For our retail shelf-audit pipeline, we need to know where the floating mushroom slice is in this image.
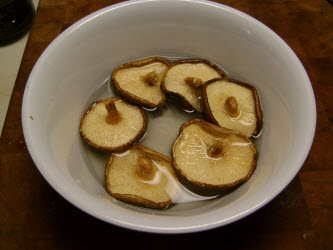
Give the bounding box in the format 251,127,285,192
202,78,263,137
112,57,170,109
80,98,147,151
161,59,225,112
172,119,257,196
106,145,180,209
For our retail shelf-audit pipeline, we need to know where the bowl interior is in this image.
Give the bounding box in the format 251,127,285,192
22,0,316,233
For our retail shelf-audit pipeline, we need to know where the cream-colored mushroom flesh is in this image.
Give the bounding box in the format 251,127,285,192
205,79,258,137
163,62,222,111
113,59,169,107
106,146,179,208
80,99,145,150
173,120,256,186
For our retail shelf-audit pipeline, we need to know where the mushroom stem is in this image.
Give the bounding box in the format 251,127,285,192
105,100,122,125
184,77,203,89
224,96,240,118
143,72,158,86
207,142,224,158
136,156,156,181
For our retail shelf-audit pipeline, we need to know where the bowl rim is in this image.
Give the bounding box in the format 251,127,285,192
21,0,317,234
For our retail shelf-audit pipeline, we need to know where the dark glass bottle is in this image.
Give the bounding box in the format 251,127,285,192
0,0,35,46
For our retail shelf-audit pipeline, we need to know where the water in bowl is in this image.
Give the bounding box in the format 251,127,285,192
79,56,260,214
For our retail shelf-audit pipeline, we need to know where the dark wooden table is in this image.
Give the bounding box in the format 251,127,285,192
1,0,332,249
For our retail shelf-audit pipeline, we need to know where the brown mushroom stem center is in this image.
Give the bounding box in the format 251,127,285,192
105,100,122,125
136,156,157,181
143,72,158,86
224,96,240,118
184,77,203,89
207,142,224,158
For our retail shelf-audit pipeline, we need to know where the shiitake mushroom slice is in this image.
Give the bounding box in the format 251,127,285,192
112,57,170,109
161,59,225,112
80,98,147,152
105,145,180,209
172,119,257,196
202,78,263,138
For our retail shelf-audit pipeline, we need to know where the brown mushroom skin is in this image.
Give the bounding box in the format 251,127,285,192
172,119,257,197
201,78,263,138
160,59,226,112
105,145,178,209
110,193,171,209
79,98,147,152
111,57,170,109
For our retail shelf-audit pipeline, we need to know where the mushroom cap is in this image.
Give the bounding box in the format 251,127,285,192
161,59,225,112
202,78,263,137
172,119,257,195
112,57,170,109
80,98,147,151
105,145,180,209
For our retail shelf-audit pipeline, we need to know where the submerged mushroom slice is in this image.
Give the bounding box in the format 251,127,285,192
80,98,147,151
106,145,180,209
161,59,225,112
172,119,257,196
202,78,263,138
112,57,170,109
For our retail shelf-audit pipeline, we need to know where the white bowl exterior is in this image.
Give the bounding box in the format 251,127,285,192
22,0,316,233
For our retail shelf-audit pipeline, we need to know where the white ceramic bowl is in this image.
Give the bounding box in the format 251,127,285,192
22,0,316,233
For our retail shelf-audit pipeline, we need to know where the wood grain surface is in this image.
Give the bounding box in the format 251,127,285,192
1,0,332,249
